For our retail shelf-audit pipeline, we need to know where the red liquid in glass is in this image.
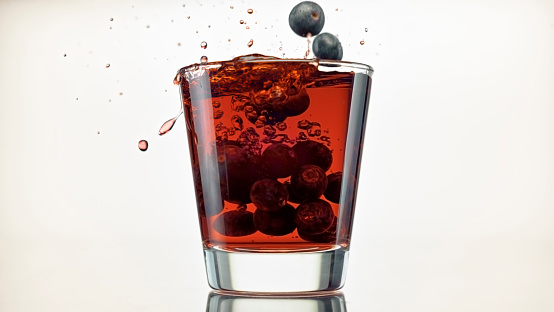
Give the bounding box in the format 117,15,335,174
177,55,369,252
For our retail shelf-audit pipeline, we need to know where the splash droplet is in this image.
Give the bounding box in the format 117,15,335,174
240,20,245,24
187,16,190,19
247,9,253,14
230,5,234,9
365,27,368,32
110,17,114,21
247,39,254,48
360,40,365,45
159,108,183,136
246,26,250,29
97,131,100,134
105,63,110,68
138,140,148,151
200,55,208,63
200,41,207,49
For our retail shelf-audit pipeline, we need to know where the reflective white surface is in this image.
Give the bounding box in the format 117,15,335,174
1,0,554,311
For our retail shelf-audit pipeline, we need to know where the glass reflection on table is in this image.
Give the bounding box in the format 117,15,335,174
205,291,347,312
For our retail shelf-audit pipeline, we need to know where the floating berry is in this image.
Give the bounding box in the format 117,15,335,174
294,199,334,235
292,140,333,172
324,172,342,204
254,204,296,236
213,210,257,237
298,217,336,243
275,86,310,117
250,179,289,211
262,143,298,179
288,165,328,203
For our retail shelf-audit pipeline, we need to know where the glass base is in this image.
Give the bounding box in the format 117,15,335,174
203,246,349,294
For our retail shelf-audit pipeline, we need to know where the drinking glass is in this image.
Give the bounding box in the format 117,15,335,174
176,55,373,293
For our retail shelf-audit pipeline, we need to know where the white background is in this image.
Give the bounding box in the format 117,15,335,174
1,0,553,311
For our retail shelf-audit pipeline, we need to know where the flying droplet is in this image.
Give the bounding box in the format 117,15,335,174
247,39,254,48
200,41,207,49
365,28,368,32
105,63,110,68
159,108,183,136
187,16,190,19
247,9,253,14
97,131,100,134
360,40,365,45
110,17,114,21
246,26,250,29
240,20,245,24
200,56,208,63
230,5,234,9
138,140,148,151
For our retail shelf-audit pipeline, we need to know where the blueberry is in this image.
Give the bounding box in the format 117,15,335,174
274,86,310,117
213,210,257,237
288,165,328,203
261,143,298,179
294,199,334,235
218,144,267,204
254,204,296,236
250,179,289,211
298,217,336,243
324,172,342,204
289,1,325,37
312,33,343,60
292,140,333,172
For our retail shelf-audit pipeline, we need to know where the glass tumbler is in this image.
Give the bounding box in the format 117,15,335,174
175,55,373,293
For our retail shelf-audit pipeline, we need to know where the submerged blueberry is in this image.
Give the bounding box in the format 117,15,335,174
289,1,325,37
254,204,296,236
312,32,343,60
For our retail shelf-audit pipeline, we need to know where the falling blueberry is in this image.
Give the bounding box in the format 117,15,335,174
312,32,343,60
289,1,325,37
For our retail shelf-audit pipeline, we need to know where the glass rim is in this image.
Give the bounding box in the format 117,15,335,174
178,55,374,76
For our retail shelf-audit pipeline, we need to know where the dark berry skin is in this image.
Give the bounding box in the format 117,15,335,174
294,199,334,235
218,144,267,204
250,179,289,211
254,204,296,236
213,210,257,237
262,143,298,179
292,140,333,172
312,32,343,60
275,86,310,117
288,165,328,203
289,1,325,37
324,172,342,204
298,217,336,243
